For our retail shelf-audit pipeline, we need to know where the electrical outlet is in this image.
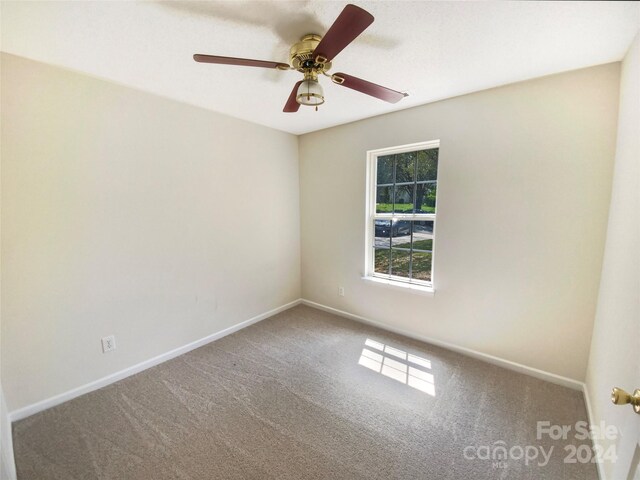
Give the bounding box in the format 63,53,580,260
338,286,345,297
101,335,116,353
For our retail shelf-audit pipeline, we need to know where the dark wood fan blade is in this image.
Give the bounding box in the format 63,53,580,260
193,54,290,70
313,4,374,63
283,81,303,113
331,73,408,103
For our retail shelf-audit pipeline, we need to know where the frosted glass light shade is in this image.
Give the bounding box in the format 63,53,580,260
296,79,325,106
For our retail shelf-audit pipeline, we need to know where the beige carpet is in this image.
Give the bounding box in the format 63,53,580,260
13,305,597,479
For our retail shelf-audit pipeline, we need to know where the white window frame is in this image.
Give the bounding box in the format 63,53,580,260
364,140,440,293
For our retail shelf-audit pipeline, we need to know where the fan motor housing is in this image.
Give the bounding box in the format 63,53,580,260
290,34,332,73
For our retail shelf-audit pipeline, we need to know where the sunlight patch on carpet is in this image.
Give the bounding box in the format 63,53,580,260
359,339,435,396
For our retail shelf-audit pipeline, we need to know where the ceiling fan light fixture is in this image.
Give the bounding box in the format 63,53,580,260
296,79,325,107
194,4,408,113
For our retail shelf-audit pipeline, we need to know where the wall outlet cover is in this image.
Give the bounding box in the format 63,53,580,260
101,335,116,353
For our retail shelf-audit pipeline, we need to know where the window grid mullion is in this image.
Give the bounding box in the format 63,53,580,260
388,154,396,277
373,214,435,221
392,154,397,215
409,153,419,279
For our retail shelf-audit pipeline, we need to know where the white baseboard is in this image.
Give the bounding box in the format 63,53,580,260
9,299,302,422
301,299,584,391
582,383,605,480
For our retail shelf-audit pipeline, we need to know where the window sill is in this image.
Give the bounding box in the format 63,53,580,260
361,276,435,296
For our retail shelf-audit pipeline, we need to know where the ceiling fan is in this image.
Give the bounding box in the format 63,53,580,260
193,4,408,112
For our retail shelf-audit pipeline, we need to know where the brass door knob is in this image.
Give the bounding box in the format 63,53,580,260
611,387,640,414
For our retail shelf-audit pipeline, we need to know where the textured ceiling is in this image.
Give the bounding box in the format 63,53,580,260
2,1,639,135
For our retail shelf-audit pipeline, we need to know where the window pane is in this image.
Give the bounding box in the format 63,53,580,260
412,220,434,252
412,238,433,251
391,220,411,249
377,155,394,184
413,220,434,234
376,186,393,213
412,252,432,282
391,249,411,279
393,185,413,214
411,221,433,251
391,219,411,248
374,248,390,275
374,220,392,247
395,151,415,183
417,149,438,181
415,182,437,214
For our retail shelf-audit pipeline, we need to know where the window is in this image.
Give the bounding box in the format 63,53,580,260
365,141,439,290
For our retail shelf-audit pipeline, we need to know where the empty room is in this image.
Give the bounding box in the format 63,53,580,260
1,1,639,479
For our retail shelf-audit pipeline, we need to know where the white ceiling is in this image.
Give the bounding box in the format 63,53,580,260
2,1,639,135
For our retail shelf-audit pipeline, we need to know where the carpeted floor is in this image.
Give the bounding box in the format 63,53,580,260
13,305,598,479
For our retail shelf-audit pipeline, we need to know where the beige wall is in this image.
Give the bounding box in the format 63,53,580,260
0,54,301,412
299,64,620,382
585,33,639,480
